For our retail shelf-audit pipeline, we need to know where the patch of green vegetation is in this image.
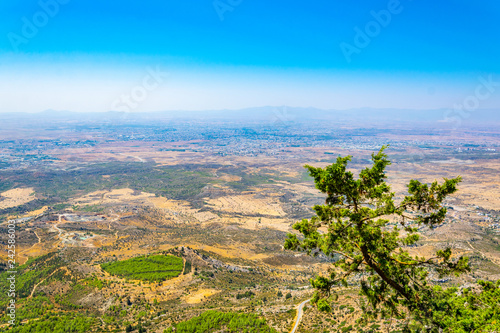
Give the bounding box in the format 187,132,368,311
0,253,68,303
79,204,105,212
165,310,278,333
183,260,192,274
0,162,213,213
226,171,274,191
82,277,107,290
0,198,52,216
52,203,70,211
0,313,96,333
1,296,53,322
236,291,255,299
101,254,183,282
54,286,86,310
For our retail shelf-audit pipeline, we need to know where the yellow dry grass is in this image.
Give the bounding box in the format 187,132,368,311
148,196,195,212
187,244,239,259
6,206,48,221
249,253,271,260
206,194,285,216
217,174,242,182
24,206,48,217
0,188,36,209
193,211,219,222
72,188,155,206
184,288,220,304
149,196,223,223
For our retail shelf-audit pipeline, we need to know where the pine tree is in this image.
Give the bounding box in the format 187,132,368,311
285,146,469,329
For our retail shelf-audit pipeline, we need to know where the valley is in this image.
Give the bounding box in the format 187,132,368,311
0,113,499,332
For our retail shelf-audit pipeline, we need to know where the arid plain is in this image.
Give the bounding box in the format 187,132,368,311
1,113,499,332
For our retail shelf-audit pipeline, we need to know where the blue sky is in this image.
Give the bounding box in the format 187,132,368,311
0,0,499,112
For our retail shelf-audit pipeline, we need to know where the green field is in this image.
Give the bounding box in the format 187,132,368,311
101,254,184,282
165,310,278,333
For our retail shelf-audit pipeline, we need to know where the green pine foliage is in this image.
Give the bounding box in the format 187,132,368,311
1,314,96,333
165,310,278,333
236,291,255,299
283,146,499,331
101,254,183,282
429,280,500,332
0,253,67,302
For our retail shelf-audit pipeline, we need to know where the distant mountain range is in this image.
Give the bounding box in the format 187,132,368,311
0,107,498,127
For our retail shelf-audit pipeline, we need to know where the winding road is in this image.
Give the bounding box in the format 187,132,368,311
290,299,310,333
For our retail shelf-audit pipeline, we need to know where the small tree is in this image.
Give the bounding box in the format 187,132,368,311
284,146,469,329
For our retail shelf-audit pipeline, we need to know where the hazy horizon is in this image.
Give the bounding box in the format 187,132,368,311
1,1,500,113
